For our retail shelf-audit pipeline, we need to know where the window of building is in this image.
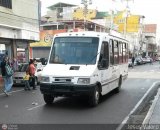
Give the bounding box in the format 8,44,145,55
0,0,12,9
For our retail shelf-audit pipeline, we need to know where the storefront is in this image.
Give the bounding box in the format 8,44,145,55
30,29,67,59
15,40,29,63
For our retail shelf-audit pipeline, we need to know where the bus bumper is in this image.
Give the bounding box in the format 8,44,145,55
40,83,97,96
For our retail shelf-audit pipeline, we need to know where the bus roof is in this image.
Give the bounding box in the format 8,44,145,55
54,31,128,42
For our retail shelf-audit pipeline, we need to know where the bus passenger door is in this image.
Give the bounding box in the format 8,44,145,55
98,41,111,95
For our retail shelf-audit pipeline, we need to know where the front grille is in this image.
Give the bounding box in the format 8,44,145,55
53,77,73,83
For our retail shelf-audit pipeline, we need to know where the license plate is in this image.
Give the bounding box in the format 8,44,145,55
16,80,21,83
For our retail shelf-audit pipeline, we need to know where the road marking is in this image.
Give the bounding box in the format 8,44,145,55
116,81,160,130
0,89,24,96
27,104,45,111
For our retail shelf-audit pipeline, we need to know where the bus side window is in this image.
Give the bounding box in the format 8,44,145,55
109,39,114,65
126,43,129,62
119,41,123,63
122,42,126,63
114,40,119,64
98,41,109,69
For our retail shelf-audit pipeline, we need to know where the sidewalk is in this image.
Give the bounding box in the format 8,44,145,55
142,88,160,125
149,97,160,124
148,88,160,124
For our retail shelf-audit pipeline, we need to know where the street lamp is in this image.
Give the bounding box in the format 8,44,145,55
81,0,92,31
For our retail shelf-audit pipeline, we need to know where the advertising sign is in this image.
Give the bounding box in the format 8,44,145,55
113,11,140,33
30,29,67,47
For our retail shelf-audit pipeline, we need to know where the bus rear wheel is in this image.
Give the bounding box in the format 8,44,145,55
115,77,122,93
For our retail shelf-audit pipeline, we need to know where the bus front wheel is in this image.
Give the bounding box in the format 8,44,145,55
43,94,54,105
89,85,100,107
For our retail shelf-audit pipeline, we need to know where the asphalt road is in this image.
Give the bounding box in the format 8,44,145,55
0,62,160,129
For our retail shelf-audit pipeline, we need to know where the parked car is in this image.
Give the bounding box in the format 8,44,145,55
155,57,160,61
13,62,43,85
34,58,48,65
135,57,143,65
143,56,152,63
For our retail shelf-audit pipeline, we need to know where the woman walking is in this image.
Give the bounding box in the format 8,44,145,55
0,56,13,96
28,59,36,90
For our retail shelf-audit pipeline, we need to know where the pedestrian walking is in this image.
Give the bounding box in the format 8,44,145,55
132,56,135,68
28,59,36,90
0,56,13,96
23,71,31,91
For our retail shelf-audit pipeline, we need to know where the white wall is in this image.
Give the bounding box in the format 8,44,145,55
0,0,40,41
12,0,39,20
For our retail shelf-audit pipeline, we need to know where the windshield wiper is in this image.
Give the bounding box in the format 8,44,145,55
86,52,100,65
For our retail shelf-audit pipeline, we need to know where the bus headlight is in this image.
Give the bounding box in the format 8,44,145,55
41,76,50,82
77,78,90,84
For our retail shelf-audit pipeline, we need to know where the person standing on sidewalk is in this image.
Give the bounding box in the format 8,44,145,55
29,59,36,90
0,56,13,96
132,56,135,68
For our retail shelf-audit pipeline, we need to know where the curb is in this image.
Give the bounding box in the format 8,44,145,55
116,81,160,130
141,88,160,127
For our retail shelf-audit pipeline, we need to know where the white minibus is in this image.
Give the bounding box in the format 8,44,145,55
40,31,129,106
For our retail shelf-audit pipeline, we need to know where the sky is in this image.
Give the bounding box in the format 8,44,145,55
40,0,160,38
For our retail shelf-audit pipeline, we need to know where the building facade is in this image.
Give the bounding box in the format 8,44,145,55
142,24,157,58
0,0,40,63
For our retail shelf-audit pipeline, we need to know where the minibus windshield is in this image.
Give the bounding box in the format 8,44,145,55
49,37,99,64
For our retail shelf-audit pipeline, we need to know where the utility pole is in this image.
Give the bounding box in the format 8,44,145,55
139,15,145,56
81,0,92,31
110,0,116,30
121,0,133,37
